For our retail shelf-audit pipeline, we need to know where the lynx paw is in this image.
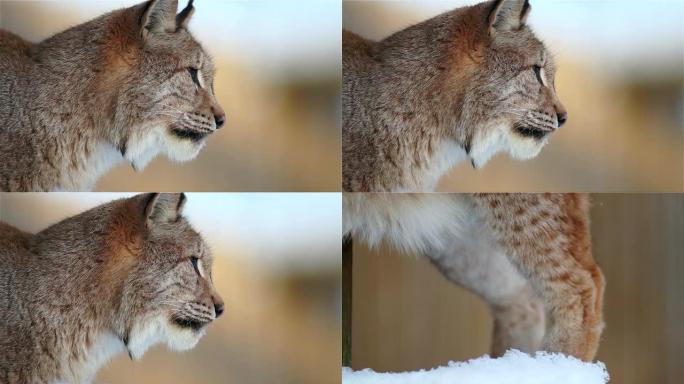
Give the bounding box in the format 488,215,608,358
490,286,545,357
541,320,604,361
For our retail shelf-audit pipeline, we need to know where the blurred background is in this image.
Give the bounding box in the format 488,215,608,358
0,193,342,384
344,0,684,192
0,0,341,191
348,194,684,384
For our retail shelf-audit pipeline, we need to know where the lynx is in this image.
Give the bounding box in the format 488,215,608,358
0,0,225,191
344,193,604,361
343,0,568,191
0,193,224,383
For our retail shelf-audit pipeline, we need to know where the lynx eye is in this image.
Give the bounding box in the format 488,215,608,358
190,256,201,276
533,65,544,86
187,67,201,87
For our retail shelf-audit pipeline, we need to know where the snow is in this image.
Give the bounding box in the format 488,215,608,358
343,350,609,384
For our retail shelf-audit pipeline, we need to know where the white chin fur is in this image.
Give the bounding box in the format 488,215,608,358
469,123,546,168
124,125,205,171
164,135,205,163
165,322,204,352
126,316,204,361
507,134,546,160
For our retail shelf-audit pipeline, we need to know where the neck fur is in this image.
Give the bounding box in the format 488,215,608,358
25,9,138,191
31,207,134,381
367,63,470,192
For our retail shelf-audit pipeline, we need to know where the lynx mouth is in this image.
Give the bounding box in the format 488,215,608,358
514,125,554,140
171,316,211,331
170,128,211,142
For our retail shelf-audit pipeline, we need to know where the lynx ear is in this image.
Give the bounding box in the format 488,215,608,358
176,0,195,30
488,0,531,34
143,193,187,225
141,0,179,38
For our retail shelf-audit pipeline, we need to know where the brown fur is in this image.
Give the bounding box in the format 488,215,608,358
0,193,224,383
0,0,225,191
472,194,604,359
343,0,567,192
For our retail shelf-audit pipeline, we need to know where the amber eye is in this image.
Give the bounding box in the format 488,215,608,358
187,67,201,87
533,65,544,85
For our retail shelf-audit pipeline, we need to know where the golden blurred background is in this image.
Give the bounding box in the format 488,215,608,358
344,0,684,192
0,0,341,191
0,193,342,384
348,194,684,384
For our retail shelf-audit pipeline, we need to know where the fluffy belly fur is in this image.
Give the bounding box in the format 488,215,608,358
343,193,478,254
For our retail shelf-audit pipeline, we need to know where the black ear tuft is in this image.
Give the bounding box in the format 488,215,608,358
144,193,187,225
176,0,195,30
488,0,531,35
520,0,532,25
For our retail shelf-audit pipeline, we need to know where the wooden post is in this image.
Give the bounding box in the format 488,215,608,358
342,235,353,367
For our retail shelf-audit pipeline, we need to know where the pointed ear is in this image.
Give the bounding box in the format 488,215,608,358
143,193,187,225
488,0,531,35
141,0,179,39
176,0,195,30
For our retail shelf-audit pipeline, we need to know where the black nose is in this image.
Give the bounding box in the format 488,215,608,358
557,112,568,127
214,303,224,318
214,114,226,129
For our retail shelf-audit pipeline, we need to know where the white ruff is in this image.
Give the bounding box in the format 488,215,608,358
395,122,549,191
53,122,207,191
127,315,204,361
124,124,205,172
470,122,548,169
48,316,205,384
343,194,477,255
396,139,468,192
57,142,123,192
77,332,125,383
49,332,125,384
125,125,166,171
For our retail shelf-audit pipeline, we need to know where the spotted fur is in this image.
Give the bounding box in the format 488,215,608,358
344,193,604,361
0,193,224,383
0,0,226,191
343,0,568,192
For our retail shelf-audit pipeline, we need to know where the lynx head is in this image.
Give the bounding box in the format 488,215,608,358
117,193,224,360
108,0,225,170
456,0,567,168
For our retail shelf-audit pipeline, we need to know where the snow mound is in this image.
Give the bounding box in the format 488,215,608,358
343,350,609,384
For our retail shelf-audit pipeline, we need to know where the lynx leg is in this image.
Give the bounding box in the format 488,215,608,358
427,228,545,357
473,194,605,361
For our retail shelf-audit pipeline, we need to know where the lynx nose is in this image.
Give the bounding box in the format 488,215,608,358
214,113,226,129
212,104,226,129
557,111,568,127
210,290,224,318
214,302,225,318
